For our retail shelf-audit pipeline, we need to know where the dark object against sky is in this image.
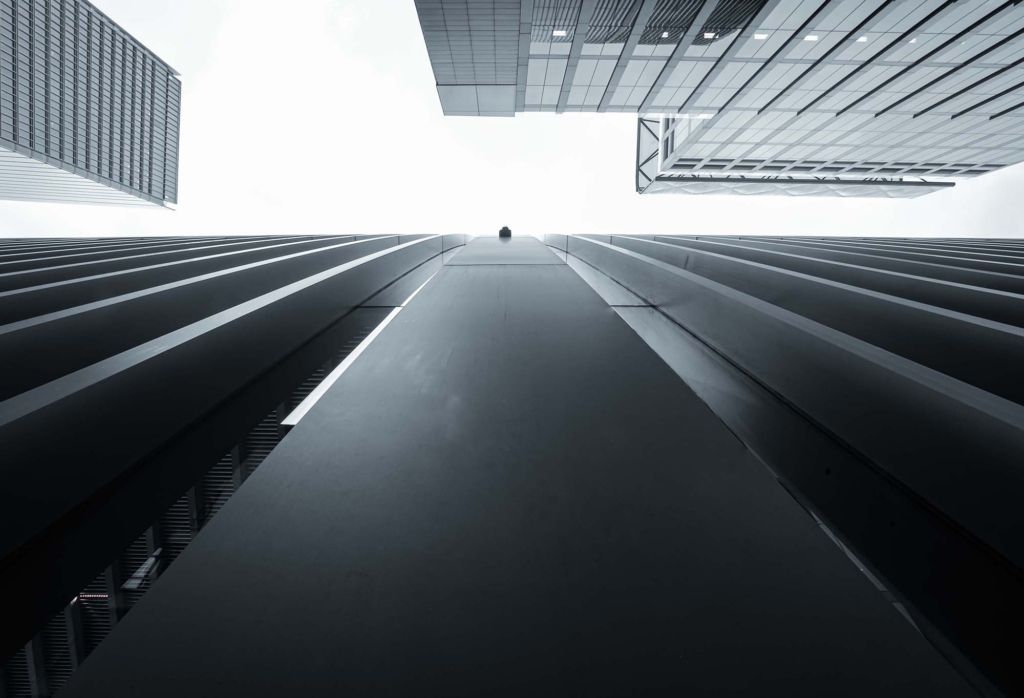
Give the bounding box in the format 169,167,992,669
499,226,512,238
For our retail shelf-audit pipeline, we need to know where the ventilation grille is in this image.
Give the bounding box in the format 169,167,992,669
79,573,113,657
532,0,583,41
1,315,387,689
287,326,376,411
694,0,765,45
243,411,282,479
0,647,30,697
669,156,995,176
202,452,238,525
159,494,194,567
641,0,701,43
289,367,329,412
40,615,73,694
587,0,642,43
119,533,154,610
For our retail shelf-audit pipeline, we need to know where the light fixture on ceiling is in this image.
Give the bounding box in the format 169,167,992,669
553,29,566,37
804,35,818,41
857,36,867,42
704,32,717,39
754,33,768,40
909,38,917,43
662,31,669,38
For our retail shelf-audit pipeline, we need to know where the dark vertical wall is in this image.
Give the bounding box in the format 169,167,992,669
0,234,466,673
54,237,973,697
549,234,1024,697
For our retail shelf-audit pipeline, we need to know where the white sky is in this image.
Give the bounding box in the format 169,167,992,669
2,0,1023,238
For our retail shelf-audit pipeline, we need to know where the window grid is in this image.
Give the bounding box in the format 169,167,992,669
0,0,179,205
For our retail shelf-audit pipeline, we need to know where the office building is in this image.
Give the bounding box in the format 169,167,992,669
0,0,180,206
415,0,1024,196
0,4,1022,696
1,233,1022,696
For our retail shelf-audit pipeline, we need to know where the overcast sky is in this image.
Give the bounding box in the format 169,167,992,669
1,0,1023,238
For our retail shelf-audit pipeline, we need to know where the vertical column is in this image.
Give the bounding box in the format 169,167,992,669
187,485,204,536
165,74,180,203
59,0,70,165
275,402,288,441
41,0,50,156
75,0,88,168
230,444,245,489
128,44,138,190
99,18,110,179
24,636,47,698
103,563,122,626
113,33,124,183
146,58,155,195
0,0,15,141
145,525,163,582
64,602,86,670
515,0,533,112
30,0,43,152
150,63,166,200
15,0,33,147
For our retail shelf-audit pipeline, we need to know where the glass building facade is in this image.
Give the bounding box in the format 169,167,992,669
0,0,180,206
416,0,1024,197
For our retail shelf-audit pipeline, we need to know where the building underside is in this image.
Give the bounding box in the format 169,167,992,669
0,233,1022,696
416,0,1024,196
635,115,958,196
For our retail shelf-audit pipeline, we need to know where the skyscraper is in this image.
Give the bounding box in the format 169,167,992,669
4,233,1017,696
415,0,1024,197
2,3,1024,696
0,0,180,206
